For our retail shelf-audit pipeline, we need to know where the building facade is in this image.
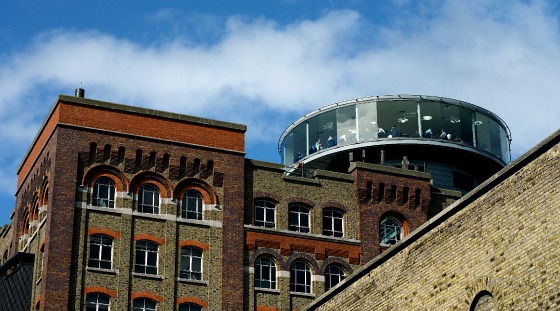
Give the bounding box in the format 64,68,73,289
0,92,511,310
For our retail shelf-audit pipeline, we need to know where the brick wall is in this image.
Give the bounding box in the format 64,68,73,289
305,131,560,310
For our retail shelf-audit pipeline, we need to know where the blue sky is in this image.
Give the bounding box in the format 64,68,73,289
1,0,560,225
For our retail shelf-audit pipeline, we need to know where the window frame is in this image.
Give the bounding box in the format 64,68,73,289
179,303,202,311
85,292,110,311
132,298,157,311
181,190,203,220
290,260,311,293
324,264,345,291
288,205,310,233
88,234,113,270
254,256,277,289
92,177,116,208
254,200,276,228
134,240,159,275
138,184,160,214
379,216,404,246
180,246,203,280
323,209,344,237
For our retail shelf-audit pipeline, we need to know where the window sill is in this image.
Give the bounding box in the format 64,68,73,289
87,267,119,275
290,291,315,298
132,272,164,280
255,288,280,294
176,277,208,285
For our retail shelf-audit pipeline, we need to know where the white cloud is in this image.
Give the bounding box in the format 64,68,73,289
1,1,559,205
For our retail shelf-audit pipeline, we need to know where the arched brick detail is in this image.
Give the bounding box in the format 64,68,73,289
319,257,354,276
83,165,128,192
249,248,284,269
287,197,315,208
174,178,218,205
34,295,41,310
130,171,172,198
176,296,209,308
84,286,118,297
40,175,49,205
88,228,121,239
319,201,348,212
253,191,281,203
134,234,165,245
178,240,209,251
285,252,320,275
256,306,280,311
130,291,163,303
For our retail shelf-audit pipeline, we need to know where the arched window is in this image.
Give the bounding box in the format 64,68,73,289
323,209,344,237
254,200,276,228
255,256,277,289
290,261,311,293
132,298,157,311
289,205,310,233
380,216,403,246
88,234,113,269
93,178,115,208
470,291,495,311
179,304,201,311
325,264,345,291
135,241,158,275
138,184,159,214
86,292,110,311
180,247,203,280
182,190,203,220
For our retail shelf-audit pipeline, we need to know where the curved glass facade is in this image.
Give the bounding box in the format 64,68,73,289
279,95,511,166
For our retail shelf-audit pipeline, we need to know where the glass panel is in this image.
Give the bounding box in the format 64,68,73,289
419,101,442,138
377,100,418,138
459,107,474,145
474,112,491,152
307,109,336,154
441,103,461,141
291,123,307,163
500,126,510,163
489,118,502,159
357,101,377,141
336,105,357,146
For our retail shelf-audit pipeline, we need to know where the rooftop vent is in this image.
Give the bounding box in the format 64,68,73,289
75,88,85,98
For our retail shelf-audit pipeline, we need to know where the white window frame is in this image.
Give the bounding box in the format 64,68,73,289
138,184,160,214
132,298,157,311
134,241,158,275
180,246,203,280
85,292,110,311
254,256,277,289
323,209,344,237
290,260,311,293
254,200,276,228
182,190,203,220
288,205,310,233
324,264,345,291
92,177,115,208
88,234,113,269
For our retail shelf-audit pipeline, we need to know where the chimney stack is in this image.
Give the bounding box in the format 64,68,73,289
75,88,85,98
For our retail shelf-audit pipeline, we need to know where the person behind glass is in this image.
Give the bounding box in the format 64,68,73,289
315,138,322,151
440,130,447,139
391,125,400,138
377,128,387,138
447,133,452,140
327,135,336,147
424,128,433,138
294,152,303,163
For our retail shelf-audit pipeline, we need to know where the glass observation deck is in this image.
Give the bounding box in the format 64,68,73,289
279,95,511,167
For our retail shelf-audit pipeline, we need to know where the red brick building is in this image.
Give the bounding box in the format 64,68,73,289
0,92,508,310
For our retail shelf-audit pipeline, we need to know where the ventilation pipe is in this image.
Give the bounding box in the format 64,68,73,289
75,88,85,98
